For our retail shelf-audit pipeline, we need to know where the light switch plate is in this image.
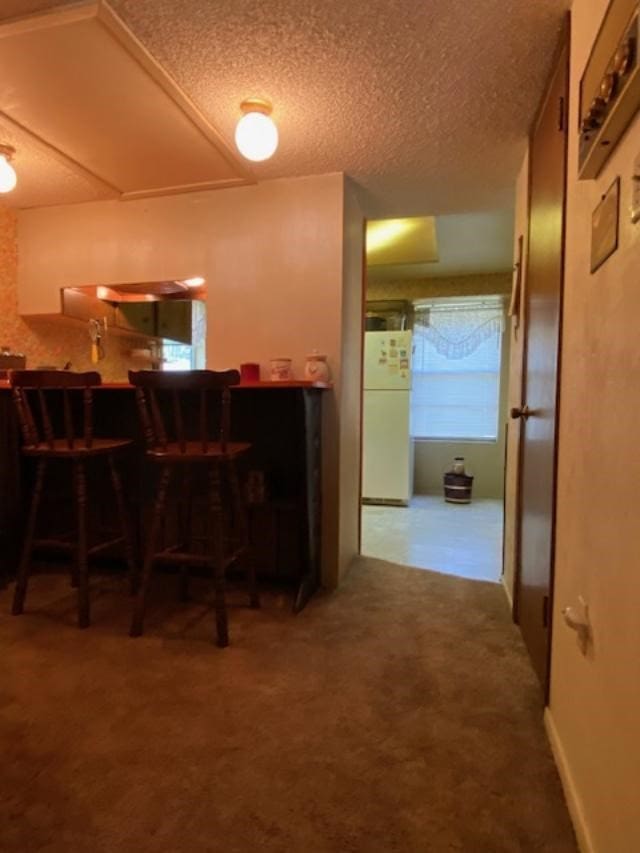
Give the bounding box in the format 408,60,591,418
632,153,640,224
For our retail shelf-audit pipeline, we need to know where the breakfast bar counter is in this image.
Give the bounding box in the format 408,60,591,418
0,380,330,611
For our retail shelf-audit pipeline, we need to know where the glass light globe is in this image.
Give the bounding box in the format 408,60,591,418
235,111,278,162
0,154,16,193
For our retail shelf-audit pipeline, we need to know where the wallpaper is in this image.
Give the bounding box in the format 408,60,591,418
367,272,512,302
0,204,132,380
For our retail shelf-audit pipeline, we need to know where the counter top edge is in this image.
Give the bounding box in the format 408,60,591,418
0,379,332,391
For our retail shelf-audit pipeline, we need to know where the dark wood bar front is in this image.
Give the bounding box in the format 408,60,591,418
0,381,327,612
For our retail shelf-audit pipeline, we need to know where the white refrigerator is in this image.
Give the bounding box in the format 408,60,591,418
362,330,414,506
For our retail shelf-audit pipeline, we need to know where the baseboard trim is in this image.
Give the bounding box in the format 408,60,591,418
544,708,595,853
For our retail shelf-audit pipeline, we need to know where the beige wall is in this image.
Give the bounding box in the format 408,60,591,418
16,174,360,586
413,323,511,499
17,175,344,374
545,1,640,849
0,203,132,378
502,152,529,603
368,273,512,499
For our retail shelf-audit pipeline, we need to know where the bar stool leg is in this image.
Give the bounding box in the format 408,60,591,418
209,463,229,648
178,471,192,603
130,464,171,638
74,460,90,629
12,458,47,616
108,453,138,594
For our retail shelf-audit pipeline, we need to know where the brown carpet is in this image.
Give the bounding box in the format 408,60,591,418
0,558,577,852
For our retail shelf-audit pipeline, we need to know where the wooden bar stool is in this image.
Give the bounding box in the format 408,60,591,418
9,370,137,628
128,369,258,647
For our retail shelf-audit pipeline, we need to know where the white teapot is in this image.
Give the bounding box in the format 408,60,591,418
304,351,330,383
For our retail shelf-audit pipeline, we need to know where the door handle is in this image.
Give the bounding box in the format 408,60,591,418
510,405,532,420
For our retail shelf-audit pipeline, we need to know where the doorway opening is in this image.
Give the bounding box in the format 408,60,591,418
359,217,512,584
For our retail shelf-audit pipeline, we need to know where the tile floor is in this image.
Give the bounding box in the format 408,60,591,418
361,494,504,583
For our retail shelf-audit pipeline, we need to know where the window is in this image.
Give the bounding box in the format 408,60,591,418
161,342,194,371
410,297,504,441
160,302,207,371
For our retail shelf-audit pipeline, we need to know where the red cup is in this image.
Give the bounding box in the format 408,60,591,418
240,362,260,383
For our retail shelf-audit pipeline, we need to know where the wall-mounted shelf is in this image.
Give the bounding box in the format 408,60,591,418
579,0,640,179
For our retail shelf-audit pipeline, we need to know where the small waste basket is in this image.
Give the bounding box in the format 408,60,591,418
443,457,473,504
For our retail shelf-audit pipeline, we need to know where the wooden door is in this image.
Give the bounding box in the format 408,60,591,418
513,34,568,694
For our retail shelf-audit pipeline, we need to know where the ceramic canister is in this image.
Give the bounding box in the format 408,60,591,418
270,358,292,381
304,351,330,382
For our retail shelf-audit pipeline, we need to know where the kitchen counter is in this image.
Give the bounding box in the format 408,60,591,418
0,381,327,610
101,380,332,390
0,379,331,390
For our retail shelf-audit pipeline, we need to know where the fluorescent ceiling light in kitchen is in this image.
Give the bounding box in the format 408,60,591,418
366,216,438,266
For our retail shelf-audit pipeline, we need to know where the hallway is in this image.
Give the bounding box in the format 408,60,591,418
361,496,503,582
0,560,575,852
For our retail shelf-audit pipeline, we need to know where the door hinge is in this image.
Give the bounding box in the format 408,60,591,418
558,96,566,132
542,594,550,628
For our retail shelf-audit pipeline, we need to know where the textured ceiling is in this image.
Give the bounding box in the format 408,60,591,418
0,115,115,207
0,0,570,218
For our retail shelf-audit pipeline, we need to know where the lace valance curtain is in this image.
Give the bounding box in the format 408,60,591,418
413,299,505,363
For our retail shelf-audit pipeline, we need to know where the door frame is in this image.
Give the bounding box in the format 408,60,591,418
357,218,368,554
513,14,571,702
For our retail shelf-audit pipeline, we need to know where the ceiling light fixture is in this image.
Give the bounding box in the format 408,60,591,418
234,98,278,162
0,144,17,193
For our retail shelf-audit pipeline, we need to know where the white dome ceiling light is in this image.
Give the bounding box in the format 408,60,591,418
0,144,17,193
234,98,278,162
